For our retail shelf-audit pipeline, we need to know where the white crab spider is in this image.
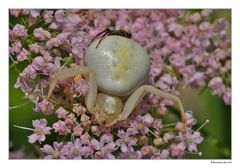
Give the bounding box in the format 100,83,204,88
47,30,187,133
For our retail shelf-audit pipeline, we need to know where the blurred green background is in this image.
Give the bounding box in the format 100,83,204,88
9,9,231,159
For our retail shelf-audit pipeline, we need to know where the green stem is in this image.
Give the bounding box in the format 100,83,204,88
198,85,208,96
9,101,31,110
9,22,14,29
21,17,26,26
147,128,160,139
13,125,34,131
163,123,177,128
161,127,176,133
9,63,16,69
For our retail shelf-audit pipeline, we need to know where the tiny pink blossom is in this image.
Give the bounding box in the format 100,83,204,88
91,125,100,136
152,119,163,131
22,64,37,79
65,114,77,128
10,9,21,17
42,63,57,75
177,129,203,152
91,138,117,159
80,114,91,127
73,78,89,97
41,142,65,159
29,43,42,53
186,72,206,87
40,49,53,62
141,114,154,127
223,87,231,105
43,10,54,23
189,13,202,23
80,132,91,145
61,139,82,159
55,10,67,22
129,116,149,135
171,143,185,158
53,120,71,135
34,28,51,41
49,22,59,30
150,63,163,77
11,24,28,38
10,40,22,54
14,76,32,93
163,133,174,143
185,111,197,126
119,150,142,159
201,9,213,18
30,9,40,18
199,21,212,31
55,107,69,119
28,119,51,144
175,122,184,132
208,77,226,96
32,56,44,71
116,130,137,153
34,98,54,114
156,74,178,92
160,149,169,159
73,103,87,116
72,125,84,137
17,48,29,62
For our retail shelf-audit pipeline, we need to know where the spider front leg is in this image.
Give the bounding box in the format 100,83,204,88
106,85,187,133
47,66,97,111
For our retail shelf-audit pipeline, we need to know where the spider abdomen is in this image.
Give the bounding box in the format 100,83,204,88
86,35,150,96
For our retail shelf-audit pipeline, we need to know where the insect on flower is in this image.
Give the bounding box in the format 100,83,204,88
47,28,187,133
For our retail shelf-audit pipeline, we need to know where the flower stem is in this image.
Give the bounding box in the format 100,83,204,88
196,119,210,132
9,63,16,69
163,123,177,128
186,151,202,157
9,101,30,110
147,128,160,139
13,125,34,131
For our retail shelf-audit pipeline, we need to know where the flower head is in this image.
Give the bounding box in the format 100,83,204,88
116,129,137,153
177,129,203,152
34,99,54,114
28,119,51,143
91,137,117,159
41,142,65,159
11,24,28,39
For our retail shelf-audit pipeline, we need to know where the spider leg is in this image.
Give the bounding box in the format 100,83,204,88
106,85,187,133
88,28,110,47
47,66,97,111
95,30,111,48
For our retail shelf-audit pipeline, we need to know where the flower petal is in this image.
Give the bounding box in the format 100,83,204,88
28,133,39,143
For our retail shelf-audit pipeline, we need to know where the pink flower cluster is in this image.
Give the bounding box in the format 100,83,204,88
9,9,230,159
37,109,203,159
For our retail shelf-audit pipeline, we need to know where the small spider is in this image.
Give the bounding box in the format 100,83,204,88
89,28,132,48
48,29,187,133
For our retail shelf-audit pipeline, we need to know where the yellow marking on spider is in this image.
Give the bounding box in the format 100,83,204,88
114,45,131,80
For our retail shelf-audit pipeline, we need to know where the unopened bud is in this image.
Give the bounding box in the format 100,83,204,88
153,138,162,146
139,136,149,145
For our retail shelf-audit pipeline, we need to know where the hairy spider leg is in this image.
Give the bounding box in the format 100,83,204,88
88,28,110,47
95,30,112,48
